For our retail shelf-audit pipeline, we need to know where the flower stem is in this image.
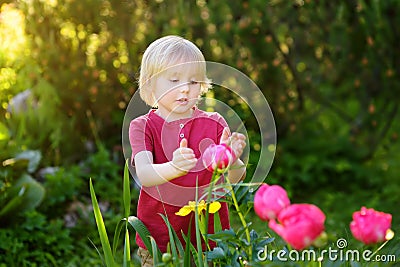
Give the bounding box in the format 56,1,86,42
225,178,252,259
195,178,205,267
204,173,219,251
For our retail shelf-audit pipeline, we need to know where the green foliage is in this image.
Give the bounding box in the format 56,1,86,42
4,78,78,164
90,161,154,267
91,166,398,267
207,229,274,266
0,138,126,265
0,122,9,149
84,145,125,212
271,127,379,194
1,1,147,160
90,178,116,267
0,150,45,226
0,174,45,226
41,166,82,206
0,211,73,267
0,4,35,108
2,0,399,184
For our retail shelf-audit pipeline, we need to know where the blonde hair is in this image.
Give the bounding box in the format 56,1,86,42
138,35,211,107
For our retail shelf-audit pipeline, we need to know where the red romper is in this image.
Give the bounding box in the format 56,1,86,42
129,107,231,252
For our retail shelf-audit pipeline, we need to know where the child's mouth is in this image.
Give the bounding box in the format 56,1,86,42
177,98,189,104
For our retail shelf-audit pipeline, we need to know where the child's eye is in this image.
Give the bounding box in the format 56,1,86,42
170,79,179,83
190,80,199,85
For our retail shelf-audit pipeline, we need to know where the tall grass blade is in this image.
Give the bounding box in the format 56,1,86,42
112,219,126,257
183,222,192,267
123,160,131,219
150,236,160,266
194,178,204,267
159,213,184,258
183,231,200,266
123,230,131,267
213,211,222,234
88,237,105,266
89,178,115,267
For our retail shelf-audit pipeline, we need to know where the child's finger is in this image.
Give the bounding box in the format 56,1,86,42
219,127,231,144
232,132,246,140
180,138,188,148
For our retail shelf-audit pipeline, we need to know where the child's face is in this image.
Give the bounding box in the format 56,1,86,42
153,63,202,121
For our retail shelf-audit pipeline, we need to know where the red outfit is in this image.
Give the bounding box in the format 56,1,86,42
129,107,231,252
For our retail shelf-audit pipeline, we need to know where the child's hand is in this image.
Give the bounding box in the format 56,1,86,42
220,127,246,159
170,138,198,174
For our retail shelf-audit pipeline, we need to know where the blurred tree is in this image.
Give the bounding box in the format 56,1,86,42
1,0,398,189
131,0,400,190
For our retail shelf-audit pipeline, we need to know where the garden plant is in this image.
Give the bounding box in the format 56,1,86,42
90,145,396,266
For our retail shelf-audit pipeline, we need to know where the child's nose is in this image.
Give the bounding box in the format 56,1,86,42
179,82,190,93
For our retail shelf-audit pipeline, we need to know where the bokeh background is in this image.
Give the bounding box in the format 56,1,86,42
1,0,399,265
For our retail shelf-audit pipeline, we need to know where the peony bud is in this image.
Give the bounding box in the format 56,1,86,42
269,203,326,250
350,207,392,245
254,183,290,221
202,143,235,172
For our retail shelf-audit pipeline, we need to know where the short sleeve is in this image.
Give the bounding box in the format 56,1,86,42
129,117,153,165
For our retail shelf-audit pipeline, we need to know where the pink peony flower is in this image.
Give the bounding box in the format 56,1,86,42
202,143,235,172
350,207,392,245
254,184,290,221
269,203,326,250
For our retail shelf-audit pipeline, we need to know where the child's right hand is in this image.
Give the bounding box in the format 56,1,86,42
170,138,197,175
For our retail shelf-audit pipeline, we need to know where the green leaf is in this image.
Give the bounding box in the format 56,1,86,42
194,178,204,267
88,237,106,265
213,211,222,234
150,236,160,266
112,219,126,256
236,222,252,238
89,178,115,267
15,174,45,211
123,160,130,219
127,215,161,257
250,229,258,241
0,122,10,149
256,237,275,247
183,221,192,267
123,230,130,267
2,150,42,173
182,231,199,267
16,150,42,173
0,186,25,218
207,229,236,241
206,247,225,260
0,182,20,207
0,174,45,225
159,213,183,261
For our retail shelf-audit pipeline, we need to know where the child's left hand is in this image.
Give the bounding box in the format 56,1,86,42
219,127,246,160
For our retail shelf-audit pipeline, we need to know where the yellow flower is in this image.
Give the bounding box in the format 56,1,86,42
175,200,221,216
